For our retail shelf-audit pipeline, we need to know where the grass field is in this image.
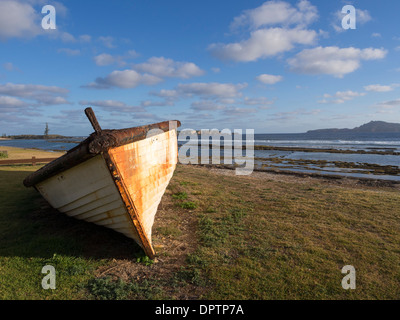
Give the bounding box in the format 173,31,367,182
0,146,65,160
0,147,399,300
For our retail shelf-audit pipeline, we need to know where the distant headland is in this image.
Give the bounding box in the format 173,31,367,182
306,121,400,134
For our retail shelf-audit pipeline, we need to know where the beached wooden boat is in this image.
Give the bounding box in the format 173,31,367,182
23,108,181,258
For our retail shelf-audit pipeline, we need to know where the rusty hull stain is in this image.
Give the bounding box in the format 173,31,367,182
106,130,178,258
103,152,156,259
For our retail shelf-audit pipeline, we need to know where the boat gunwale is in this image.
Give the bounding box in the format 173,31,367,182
23,120,181,188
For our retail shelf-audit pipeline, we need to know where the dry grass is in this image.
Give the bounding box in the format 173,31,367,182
0,146,65,160
157,165,400,299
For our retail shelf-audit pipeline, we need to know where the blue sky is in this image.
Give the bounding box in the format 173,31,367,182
1,0,400,135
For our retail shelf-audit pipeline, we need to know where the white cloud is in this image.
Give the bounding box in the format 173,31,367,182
222,106,257,116
176,82,247,99
3,62,20,72
209,0,318,62
105,70,161,88
3,62,13,71
209,27,316,62
360,47,387,60
256,74,283,84
0,83,68,99
43,1,68,17
287,46,387,77
231,0,318,30
357,9,373,24
94,53,117,66
79,100,175,113
267,108,321,121
126,50,139,59
364,84,396,92
79,34,91,42
243,96,274,108
218,98,236,104
371,99,400,115
58,48,81,56
0,3,90,45
37,96,70,105
133,57,204,79
190,100,226,111
0,95,28,108
94,50,139,66
335,91,366,100
57,32,92,43
87,56,203,89
86,69,162,89
332,8,372,33
0,1,93,46
0,83,70,108
149,82,247,108
59,32,76,43
0,0,42,40
318,90,366,104
79,99,145,113
98,36,115,48
374,99,400,109
50,109,87,122
150,89,178,98
371,32,381,38
129,112,163,121
140,99,174,107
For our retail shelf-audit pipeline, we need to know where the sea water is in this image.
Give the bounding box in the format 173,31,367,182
2,132,399,181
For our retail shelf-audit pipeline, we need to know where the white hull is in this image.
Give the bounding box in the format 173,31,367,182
35,129,178,256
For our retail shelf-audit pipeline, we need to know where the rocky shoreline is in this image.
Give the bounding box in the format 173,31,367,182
192,163,400,189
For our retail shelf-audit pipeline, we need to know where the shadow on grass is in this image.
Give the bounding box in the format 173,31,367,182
0,168,144,261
